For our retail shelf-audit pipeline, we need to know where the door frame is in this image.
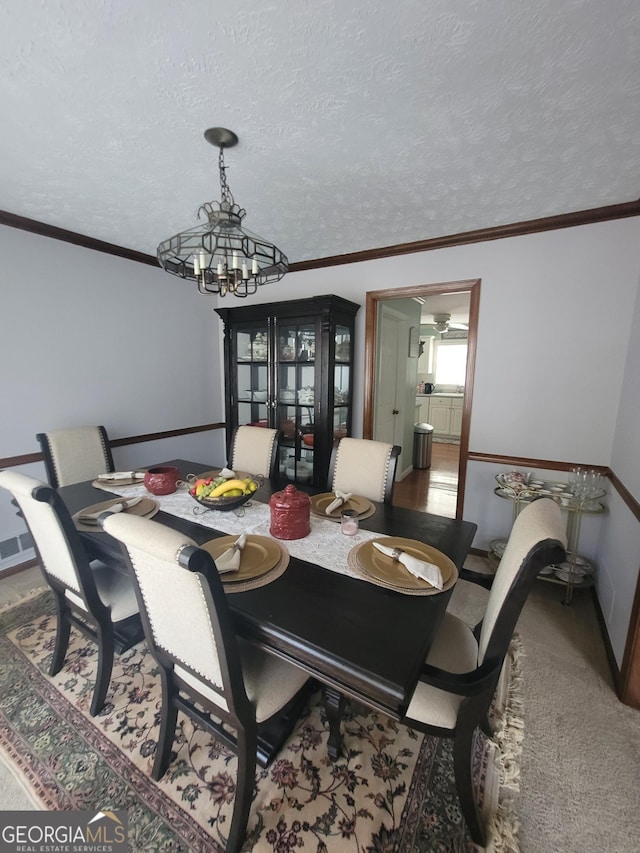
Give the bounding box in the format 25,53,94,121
363,278,481,519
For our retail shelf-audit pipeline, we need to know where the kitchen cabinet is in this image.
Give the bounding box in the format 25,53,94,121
415,396,430,424
429,395,463,439
216,295,359,487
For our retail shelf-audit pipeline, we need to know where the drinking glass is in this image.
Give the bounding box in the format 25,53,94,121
341,509,359,536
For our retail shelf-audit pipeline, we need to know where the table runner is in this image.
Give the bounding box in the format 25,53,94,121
93,483,381,580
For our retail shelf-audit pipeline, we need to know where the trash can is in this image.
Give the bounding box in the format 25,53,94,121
413,423,434,469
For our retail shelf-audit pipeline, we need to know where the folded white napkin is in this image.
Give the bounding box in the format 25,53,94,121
220,467,235,479
372,542,443,589
78,497,142,525
215,534,247,574
325,490,353,515
97,471,145,482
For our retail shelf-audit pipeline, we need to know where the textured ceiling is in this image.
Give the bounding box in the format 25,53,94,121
1,0,639,265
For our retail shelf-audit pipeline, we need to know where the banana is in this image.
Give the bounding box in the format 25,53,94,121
209,478,252,498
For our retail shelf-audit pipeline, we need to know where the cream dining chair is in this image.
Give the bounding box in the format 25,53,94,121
0,470,139,716
402,497,566,846
100,511,310,853
36,425,115,488
327,437,401,504
228,425,280,479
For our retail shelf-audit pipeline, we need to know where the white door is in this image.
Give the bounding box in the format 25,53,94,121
374,306,407,447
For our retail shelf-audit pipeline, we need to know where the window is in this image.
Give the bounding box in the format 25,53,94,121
434,341,467,386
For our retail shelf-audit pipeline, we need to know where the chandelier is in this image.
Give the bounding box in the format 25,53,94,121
156,128,288,297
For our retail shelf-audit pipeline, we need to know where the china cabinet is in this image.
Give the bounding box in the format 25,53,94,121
215,295,359,487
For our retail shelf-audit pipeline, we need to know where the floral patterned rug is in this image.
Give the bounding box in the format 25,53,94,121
0,591,521,852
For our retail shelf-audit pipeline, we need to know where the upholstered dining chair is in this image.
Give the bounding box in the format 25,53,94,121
101,512,310,853
228,425,280,479
36,425,115,488
402,497,566,846
327,437,401,504
0,470,139,716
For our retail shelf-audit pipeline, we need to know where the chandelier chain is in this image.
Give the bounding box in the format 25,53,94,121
218,147,234,207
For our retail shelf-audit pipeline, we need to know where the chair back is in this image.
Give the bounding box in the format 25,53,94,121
36,425,115,488
478,497,566,666
230,426,280,479
328,437,401,503
102,513,249,719
0,470,100,608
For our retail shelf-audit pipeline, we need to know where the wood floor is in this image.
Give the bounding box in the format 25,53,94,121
393,441,460,517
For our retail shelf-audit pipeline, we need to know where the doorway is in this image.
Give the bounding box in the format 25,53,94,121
363,279,480,519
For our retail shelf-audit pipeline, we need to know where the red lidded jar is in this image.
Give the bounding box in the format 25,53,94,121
269,484,310,540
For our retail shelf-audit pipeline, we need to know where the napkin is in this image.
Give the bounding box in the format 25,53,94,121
372,542,444,589
78,497,142,525
97,471,145,482
219,467,235,479
215,534,247,574
325,490,353,515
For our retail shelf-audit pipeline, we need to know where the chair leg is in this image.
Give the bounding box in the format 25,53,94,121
90,623,114,716
152,670,179,781
226,722,257,853
49,592,71,676
453,719,486,847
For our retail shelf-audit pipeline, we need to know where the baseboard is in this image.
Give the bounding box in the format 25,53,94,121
591,587,624,699
0,558,38,578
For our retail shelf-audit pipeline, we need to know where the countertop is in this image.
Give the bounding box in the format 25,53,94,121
416,392,464,398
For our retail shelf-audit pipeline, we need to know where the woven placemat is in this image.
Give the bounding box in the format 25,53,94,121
223,543,290,594
73,497,159,532
347,542,458,596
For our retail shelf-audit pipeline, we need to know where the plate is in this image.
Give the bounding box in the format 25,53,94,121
73,497,158,528
200,535,283,583
310,493,374,520
356,537,456,591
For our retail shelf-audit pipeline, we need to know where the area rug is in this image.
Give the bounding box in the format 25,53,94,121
0,591,522,852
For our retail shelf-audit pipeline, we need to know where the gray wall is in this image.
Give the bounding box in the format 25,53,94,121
2,215,640,666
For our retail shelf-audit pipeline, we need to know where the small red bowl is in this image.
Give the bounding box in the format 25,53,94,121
302,434,314,447
144,466,180,495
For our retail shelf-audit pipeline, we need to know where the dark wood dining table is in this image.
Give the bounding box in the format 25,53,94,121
56,458,477,762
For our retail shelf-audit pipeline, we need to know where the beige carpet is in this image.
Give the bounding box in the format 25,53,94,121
449,563,640,853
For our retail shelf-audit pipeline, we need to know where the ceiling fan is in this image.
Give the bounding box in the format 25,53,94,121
431,313,469,333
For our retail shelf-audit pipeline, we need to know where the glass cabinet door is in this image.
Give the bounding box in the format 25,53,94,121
235,325,270,428
276,321,316,482
333,324,352,441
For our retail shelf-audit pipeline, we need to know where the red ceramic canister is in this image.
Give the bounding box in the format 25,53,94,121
269,484,310,540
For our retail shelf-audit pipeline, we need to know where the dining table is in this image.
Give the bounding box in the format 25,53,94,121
56,458,477,764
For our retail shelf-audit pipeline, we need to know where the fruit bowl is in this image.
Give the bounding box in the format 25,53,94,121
193,490,254,513
187,473,263,514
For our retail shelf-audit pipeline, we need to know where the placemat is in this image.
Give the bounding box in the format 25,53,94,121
347,538,458,596
200,536,290,593
310,492,376,521
73,497,159,532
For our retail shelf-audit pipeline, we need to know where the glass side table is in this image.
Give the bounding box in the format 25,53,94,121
493,474,606,605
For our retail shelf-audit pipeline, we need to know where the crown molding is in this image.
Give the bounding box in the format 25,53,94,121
2,198,639,271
